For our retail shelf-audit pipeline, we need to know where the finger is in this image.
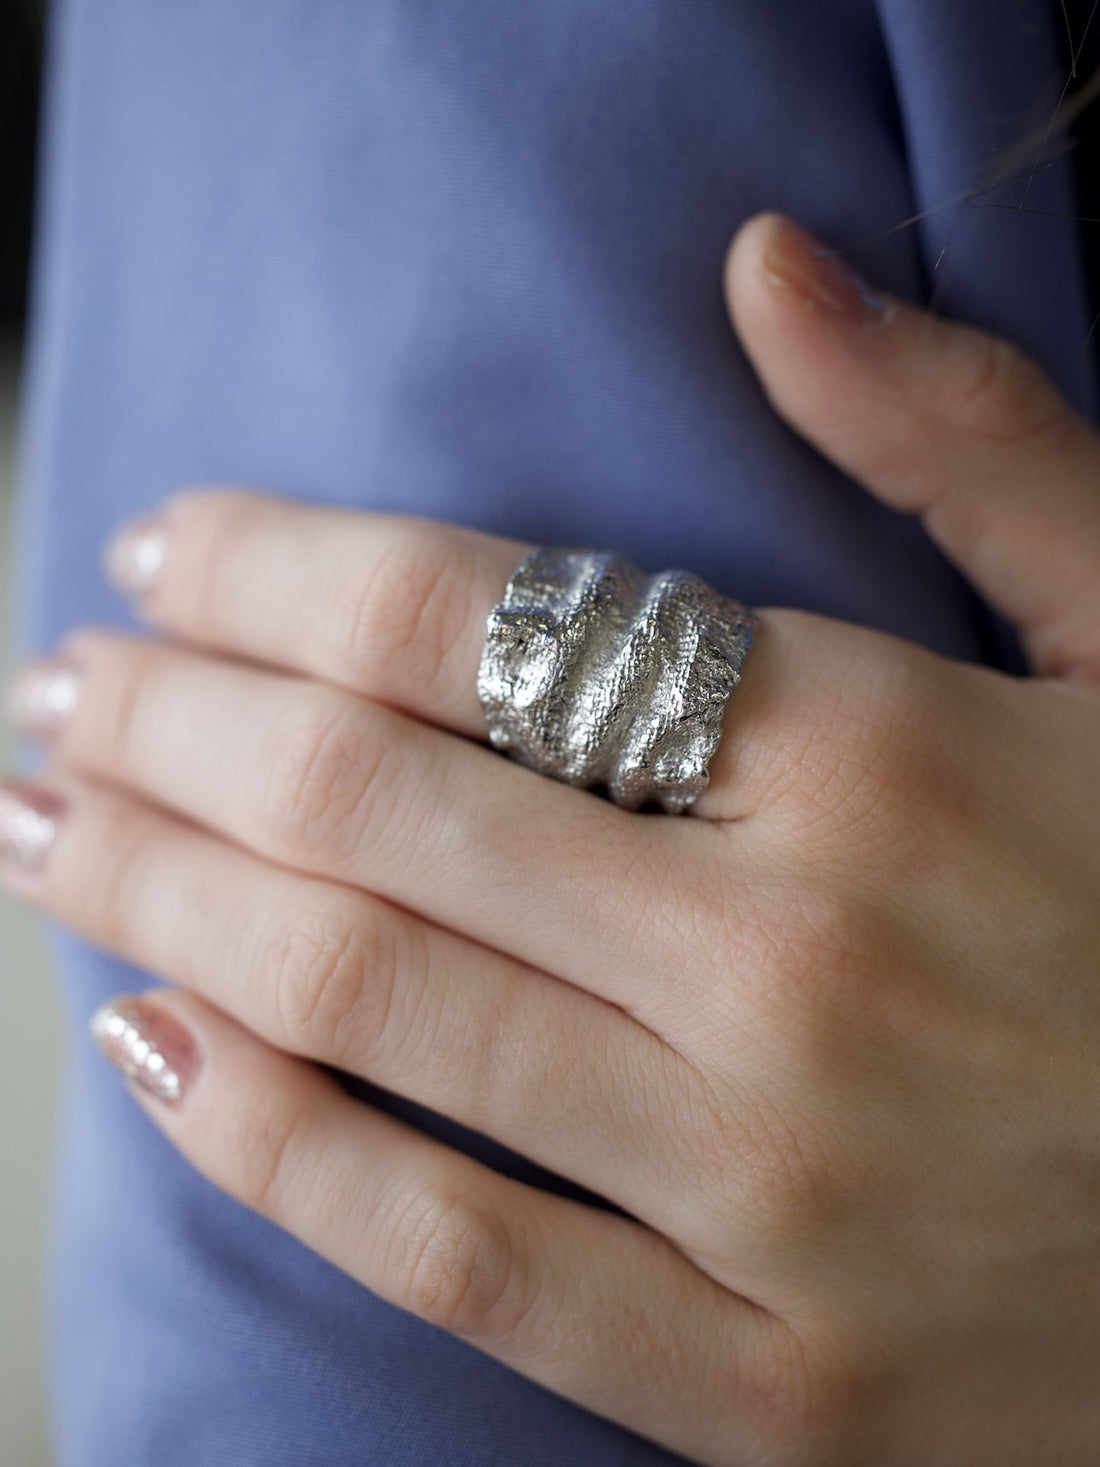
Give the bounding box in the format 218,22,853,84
35,632,717,1013
87,985,785,1466
103,493,778,817
0,772,704,1228
106,489,531,739
724,211,1100,680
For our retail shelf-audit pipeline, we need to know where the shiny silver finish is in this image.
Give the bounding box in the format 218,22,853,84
477,548,756,814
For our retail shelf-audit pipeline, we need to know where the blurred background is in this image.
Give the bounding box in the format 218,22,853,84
1,8,1100,1467
1,3,63,1464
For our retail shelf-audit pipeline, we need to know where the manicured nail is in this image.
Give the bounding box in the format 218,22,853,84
763,215,889,324
6,653,82,739
0,780,67,876
104,514,168,599
90,996,202,1108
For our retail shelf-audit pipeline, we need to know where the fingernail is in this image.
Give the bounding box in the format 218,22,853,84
763,215,889,324
0,780,67,877
90,996,202,1108
6,653,82,739
104,514,168,599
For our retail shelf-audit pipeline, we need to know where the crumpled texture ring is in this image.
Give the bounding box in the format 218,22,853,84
477,548,757,814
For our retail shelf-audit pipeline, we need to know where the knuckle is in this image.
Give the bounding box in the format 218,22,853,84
748,1332,875,1467
267,894,373,1063
725,889,887,1229
92,802,159,948
757,883,868,1012
331,525,472,699
936,329,1069,447
393,1186,529,1343
427,970,542,1117
737,1094,854,1238
95,643,155,771
227,1088,311,1217
259,695,378,857
751,879,892,1060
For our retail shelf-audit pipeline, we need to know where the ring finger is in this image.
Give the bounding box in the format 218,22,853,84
19,631,734,1019
0,772,711,1232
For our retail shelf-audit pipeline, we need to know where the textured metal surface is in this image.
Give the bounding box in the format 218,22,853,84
477,548,757,813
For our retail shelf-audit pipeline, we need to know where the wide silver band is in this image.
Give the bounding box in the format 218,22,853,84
477,548,757,814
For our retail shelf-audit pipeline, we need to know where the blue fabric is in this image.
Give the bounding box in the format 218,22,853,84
16,2,1096,1462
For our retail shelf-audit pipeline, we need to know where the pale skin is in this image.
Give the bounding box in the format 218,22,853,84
5,209,1100,1464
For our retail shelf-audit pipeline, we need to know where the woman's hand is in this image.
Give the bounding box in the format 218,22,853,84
6,212,1100,1465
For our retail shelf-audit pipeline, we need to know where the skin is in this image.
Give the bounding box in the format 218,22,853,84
5,209,1100,1464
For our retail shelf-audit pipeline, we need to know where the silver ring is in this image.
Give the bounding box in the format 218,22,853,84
476,548,757,814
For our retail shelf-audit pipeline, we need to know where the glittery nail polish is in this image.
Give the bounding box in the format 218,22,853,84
104,515,168,599
0,781,66,876
90,996,202,1107
763,215,889,325
6,654,82,739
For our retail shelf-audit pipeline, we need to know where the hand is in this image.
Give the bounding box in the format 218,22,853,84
5,211,1100,1466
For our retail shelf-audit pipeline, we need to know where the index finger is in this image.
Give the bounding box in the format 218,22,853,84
107,489,532,742
106,489,790,821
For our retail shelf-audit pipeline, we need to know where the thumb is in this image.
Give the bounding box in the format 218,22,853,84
724,211,1100,681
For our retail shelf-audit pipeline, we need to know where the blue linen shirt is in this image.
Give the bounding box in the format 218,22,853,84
17,2,1097,1462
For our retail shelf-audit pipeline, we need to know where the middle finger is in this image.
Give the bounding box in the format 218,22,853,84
29,632,724,1016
